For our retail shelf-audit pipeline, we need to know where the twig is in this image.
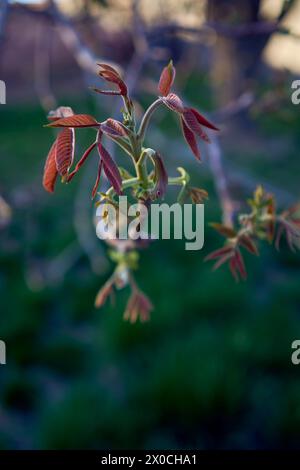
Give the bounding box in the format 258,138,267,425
157,14,298,42
34,21,57,112
16,1,121,76
206,136,235,227
212,91,255,121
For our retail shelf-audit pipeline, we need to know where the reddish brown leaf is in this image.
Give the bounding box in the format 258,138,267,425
189,187,209,204
212,251,234,270
97,63,128,96
204,245,233,261
162,93,184,113
190,107,219,131
183,108,210,143
92,159,103,199
97,142,122,195
180,117,200,160
95,279,114,308
158,60,176,97
97,63,121,73
229,257,239,282
239,235,259,256
100,118,128,138
124,289,153,323
153,152,168,199
43,140,58,193
235,249,247,280
67,141,97,182
46,114,98,128
55,128,75,177
210,223,237,238
90,87,121,96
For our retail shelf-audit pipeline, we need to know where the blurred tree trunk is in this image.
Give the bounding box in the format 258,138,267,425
207,0,267,105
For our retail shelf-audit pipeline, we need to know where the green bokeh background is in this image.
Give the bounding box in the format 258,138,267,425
1,85,300,449
1,0,300,445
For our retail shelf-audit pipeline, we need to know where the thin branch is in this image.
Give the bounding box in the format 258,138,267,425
34,21,57,112
16,1,121,76
206,136,235,227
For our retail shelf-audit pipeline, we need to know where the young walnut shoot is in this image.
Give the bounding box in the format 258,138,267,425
205,186,300,280
42,62,299,322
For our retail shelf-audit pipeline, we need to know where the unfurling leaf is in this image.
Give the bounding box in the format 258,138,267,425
183,108,210,143
229,257,239,282
90,87,122,96
46,114,98,128
234,248,247,280
212,251,234,270
210,223,237,238
97,63,128,96
47,106,74,121
189,108,219,131
153,152,168,199
95,279,114,308
55,128,75,177
43,140,58,193
124,289,153,323
100,118,128,137
229,250,247,281
205,245,234,273
180,117,200,160
205,244,247,281
188,187,208,204
239,235,259,255
162,93,184,113
158,60,176,97
204,245,233,261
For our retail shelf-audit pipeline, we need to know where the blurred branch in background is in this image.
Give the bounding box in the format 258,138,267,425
47,0,120,76
206,136,235,227
34,21,58,111
6,0,299,271
0,194,12,229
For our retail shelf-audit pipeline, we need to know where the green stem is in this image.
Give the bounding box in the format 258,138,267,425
135,148,155,188
137,99,162,142
107,135,133,157
168,176,186,186
105,177,140,200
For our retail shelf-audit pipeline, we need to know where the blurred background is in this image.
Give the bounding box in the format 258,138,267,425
1,0,300,450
